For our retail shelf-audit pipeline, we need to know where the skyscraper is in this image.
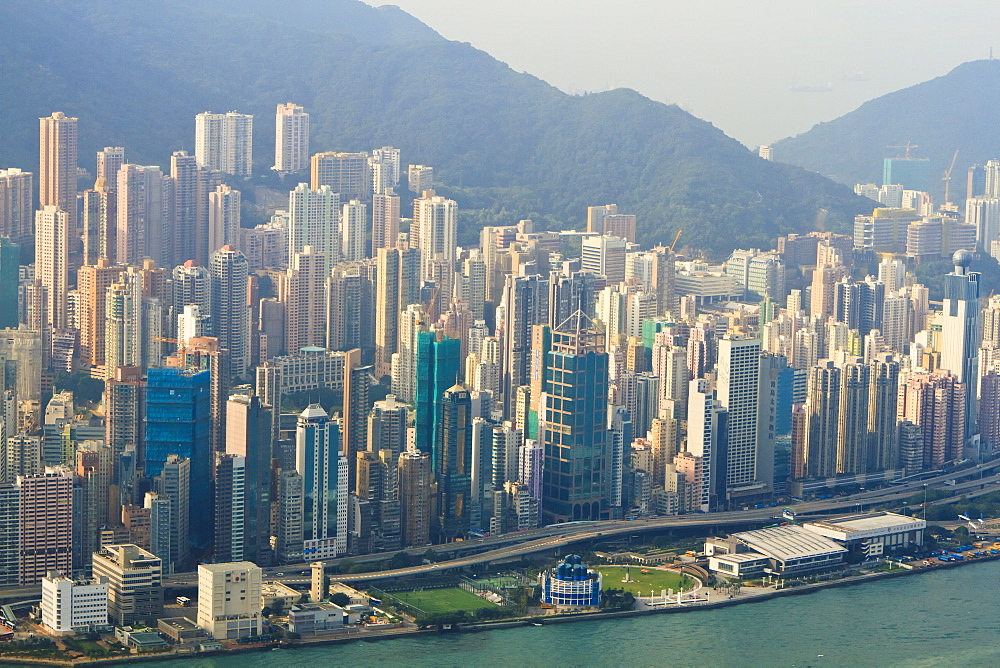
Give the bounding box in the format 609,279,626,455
539,317,609,523
82,178,116,265
501,273,549,413
434,385,474,541
225,394,273,565
195,111,253,176
939,250,980,437
38,112,78,231
273,103,309,173
295,405,349,559
35,205,70,330
835,358,870,474
341,199,367,262
288,183,340,273
144,368,210,550
96,147,125,185
154,454,191,570
369,395,410,458
398,450,431,547
581,235,627,285
0,238,20,329
210,245,250,378
372,189,400,253
17,469,74,585
171,150,221,267
801,360,840,478
310,151,370,200
117,164,173,267
285,245,327,354
208,184,241,256
0,168,33,243
415,333,461,456
413,193,457,281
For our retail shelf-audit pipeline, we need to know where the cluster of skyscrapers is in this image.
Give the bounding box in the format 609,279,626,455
0,104,997,589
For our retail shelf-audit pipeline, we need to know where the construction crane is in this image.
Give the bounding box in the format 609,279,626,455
668,229,683,253
942,149,960,206
886,142,919,160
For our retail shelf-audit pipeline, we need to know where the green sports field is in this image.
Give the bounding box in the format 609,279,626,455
596,566,693,595
392,587,498,614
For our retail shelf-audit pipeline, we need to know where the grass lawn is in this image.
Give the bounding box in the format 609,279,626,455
597,566,693,595
393,587,498,614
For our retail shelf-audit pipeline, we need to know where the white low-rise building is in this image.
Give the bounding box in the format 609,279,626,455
40,573,109,635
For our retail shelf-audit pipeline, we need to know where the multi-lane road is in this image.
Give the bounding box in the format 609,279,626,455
1,459,998,600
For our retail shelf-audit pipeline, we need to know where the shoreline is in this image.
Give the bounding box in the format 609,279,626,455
2,554,995,666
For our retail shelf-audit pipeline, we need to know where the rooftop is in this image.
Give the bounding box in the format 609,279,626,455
732,525,846,562
806,512,925,534
712,552,770,563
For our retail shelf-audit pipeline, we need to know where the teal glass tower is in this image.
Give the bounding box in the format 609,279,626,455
414,332,460,459
0,238,19,329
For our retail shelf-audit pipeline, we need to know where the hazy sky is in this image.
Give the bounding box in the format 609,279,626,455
373,1,998,147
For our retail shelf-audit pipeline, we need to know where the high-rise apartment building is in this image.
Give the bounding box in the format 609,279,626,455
274,469,304,565
273,103,309,173
372,188,400,253
288,183,340,273
213,454,247,563
341,199,367,262
0,168,34,242
39,112,78,230
413,193,457,281
82,179,116,265
96,147,125,185
310,151,370,200
154,454,191,570
285,245,328,354
210,245,250,378
77,258,125,372
195,111,253,176
117,164,173,267
35,205,70,330
408,164,433,194
208,184,241,256
371,146,401,193
171,150,221,267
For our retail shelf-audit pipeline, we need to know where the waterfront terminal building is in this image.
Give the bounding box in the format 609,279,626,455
541,555,602,607
705,512,926,579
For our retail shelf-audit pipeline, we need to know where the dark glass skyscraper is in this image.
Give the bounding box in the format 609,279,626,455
143,367,211,547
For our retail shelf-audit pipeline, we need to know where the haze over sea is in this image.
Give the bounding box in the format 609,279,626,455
167,559,1000,667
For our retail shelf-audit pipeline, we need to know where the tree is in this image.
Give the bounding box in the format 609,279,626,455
331,592,351,607
390,551,412,569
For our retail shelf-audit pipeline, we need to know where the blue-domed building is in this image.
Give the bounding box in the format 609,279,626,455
540,555,602,607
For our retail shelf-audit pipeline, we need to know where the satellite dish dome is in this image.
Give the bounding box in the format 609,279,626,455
953,249,973,268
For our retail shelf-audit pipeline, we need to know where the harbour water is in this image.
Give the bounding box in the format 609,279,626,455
170,559,1000,667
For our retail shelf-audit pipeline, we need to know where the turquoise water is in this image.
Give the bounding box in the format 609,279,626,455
169,560,1000,667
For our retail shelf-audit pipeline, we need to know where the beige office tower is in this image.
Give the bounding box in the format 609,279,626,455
35,205,70,330
398,450,430,547
413,192,457,281
195,111,253,177
39,112,78,231
273,103,309,173
311,151,370,201
0,168,34,242
197,562,263,640
372,189,400,253
208,184,241,255
96,147,125,185
17,469,74,585
92,544,164,626
77,258,126,372
285,245,328,354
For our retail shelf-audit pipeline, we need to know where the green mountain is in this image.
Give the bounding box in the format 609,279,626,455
773,60,1000,193
0,0,873,254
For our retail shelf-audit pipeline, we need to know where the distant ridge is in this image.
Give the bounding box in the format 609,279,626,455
773,60,1000,192
0,0,872,253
